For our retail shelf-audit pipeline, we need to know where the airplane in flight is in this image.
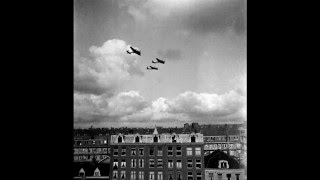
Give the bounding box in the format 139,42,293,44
152,58,165,64
147,66,158,70
126,46,141,56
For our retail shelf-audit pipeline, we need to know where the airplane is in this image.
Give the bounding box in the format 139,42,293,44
127,46,141,56
152,58,165,64
147,66,158,70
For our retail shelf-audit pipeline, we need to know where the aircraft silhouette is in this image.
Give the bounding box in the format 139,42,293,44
126,46,141,56
147,66,158,70
152,58,165,64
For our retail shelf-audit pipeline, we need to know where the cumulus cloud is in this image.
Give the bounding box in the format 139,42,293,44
74,39,144,95
74,91,149,127
157,49,182,60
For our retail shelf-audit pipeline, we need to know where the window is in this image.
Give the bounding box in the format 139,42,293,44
168,159,173,168
139,159,144,168
113,171,118,179
172,136,177,143
118,136,123,143
168,171,174,180
219,160,229,169
131,171,136,180
158,172,163,180
114,147,119,156
196,172,201,180
226,174,231,180
176,159,182,168
157,147,163,156
208,173,214,180
149,159,155,168
187,172,193,180
131,159,136,168
121,171,126,179
168,146,173,156
79,168,85,177
104,140,107,144
176,146,182,156
139,148,144,156
139,171,144,180
149,172,154,180
154,136,158,142
157,159,163,168
136,136,140,143
121,159,126,168
235,174,240,180
187,159,193,168
195,147,201,156
122,148,126,156
196,160,201,169
113,159,119,169
187,148,192,156
132,148,136,156
191,136,196,142
150,147,154,156
217,174,222,180
177,171,182,180
94,168,101,176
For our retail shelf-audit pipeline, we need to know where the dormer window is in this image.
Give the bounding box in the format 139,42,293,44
135,136,140,143
172,136,176,143
191,136,196,142
94,168,101,176
218,160,229,169
79,168,85,177
153,136,158,142
118,136,122,143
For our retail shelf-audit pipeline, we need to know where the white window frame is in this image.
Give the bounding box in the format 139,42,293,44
187,147,192,156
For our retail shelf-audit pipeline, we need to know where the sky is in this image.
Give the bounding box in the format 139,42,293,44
74,0,247,128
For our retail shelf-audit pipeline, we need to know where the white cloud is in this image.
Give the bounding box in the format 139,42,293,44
74,39,144,95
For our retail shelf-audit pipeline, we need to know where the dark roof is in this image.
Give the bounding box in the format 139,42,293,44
73,162,110,177
204,150,242,169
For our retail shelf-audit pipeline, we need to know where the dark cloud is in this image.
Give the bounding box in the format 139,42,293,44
183,0,246,35
157,49,182,60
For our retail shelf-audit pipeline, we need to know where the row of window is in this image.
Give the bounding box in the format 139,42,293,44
113,171,202,180
204,136,240,142
74,148,109,154
209,173,240,180
74,155,108,161
75,140,108,146
114,147,201,156
204,143,241,149
113,159,202,169
117,136,197,143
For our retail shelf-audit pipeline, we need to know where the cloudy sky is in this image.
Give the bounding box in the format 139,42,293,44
74,0,247,128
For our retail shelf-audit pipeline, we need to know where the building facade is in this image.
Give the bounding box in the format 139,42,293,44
74,134,110,162
110,128,205,180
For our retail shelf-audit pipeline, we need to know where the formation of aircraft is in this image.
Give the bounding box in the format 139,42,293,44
126,46,141,56
126,45,166,71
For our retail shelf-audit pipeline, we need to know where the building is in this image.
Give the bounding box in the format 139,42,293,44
74,134,110,163
110,127,205,180
204,150,245,180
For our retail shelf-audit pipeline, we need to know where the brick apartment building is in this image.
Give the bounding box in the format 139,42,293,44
110,127,205,180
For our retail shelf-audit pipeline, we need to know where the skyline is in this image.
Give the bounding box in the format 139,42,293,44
74,0,247,128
